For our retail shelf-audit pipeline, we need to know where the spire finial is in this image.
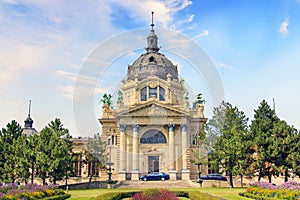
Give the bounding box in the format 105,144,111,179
151,11,154,30
28,100,31,117
273,97,276,112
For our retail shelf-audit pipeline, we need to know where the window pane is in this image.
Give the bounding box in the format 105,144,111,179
159,86,165,101
141,87,147,101
149,87,157,98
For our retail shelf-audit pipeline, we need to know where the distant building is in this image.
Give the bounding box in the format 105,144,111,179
22,100,37,136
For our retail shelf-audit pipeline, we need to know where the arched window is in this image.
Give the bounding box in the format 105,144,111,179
149,87,157,98
140,130,167,144
159,86,165,101
141,87,147,101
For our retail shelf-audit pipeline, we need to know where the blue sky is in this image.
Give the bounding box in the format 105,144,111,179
0,0,299,137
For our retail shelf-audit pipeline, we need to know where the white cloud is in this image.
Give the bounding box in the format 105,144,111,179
171,14,195,30
216,63,234,70
110,0,192,28
279,18,289,37
193,30,209,40
0,40,46,82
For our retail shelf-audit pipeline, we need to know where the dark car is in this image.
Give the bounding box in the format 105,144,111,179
200,174,227,181
139,172,170,181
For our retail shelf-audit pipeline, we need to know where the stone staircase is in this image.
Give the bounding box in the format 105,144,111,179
117,180,196,189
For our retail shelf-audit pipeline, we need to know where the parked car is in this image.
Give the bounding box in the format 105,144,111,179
200,174,227,181
139,172,170,181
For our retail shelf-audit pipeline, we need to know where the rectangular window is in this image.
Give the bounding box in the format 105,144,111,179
141,87,147,101
149,87,157,98
159,86,165,101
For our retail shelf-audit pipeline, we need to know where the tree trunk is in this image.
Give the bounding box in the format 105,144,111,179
284,169,289,182
88,174,93,189
31,162,34,183
65,171,68,187
268,169,272,183
240,174,244,188
229,172,234,188
258,168,262,182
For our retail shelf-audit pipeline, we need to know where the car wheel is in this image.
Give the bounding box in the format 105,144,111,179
143,178,147,181
161,177,165,181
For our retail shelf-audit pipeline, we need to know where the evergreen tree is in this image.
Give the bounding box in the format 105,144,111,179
287,129,300,179
14,134,32,184
28,134,39,183
0,120,23,183
48,119,72,185
271,120,297,182
36,119,72,184
214,104,249,188
250,100,278,182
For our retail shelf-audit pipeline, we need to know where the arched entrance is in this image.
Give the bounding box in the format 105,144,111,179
140,130,166,144
141,130,166,172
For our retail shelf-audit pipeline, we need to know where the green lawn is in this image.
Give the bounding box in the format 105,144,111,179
197,188,250,200
68,187,250,200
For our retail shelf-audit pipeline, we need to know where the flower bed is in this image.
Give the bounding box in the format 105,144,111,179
92,189,221,200
0,183,69,200
240,181,300,200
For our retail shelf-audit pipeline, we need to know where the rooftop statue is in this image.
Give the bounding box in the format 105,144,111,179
192,93,206,109
100,94,113,108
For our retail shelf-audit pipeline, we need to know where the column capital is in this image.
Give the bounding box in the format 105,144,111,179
180,124,188,132
119,124,126,132
168,124,175,131
132,124,139,132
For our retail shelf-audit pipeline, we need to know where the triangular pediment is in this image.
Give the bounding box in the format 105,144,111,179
117,102,189,117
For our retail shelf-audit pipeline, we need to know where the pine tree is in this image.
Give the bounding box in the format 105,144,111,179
250,100,278,182
36,119,72,184
214,105,249,188
0,120,23,183
287,129,300,179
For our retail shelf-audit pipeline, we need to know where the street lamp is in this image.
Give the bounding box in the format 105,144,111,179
107,136,114,186
196,162,203,187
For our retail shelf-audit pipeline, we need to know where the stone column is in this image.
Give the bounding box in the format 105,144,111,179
132,124,139,180
118,124,126,181
181,124,190,180
168,124,177,180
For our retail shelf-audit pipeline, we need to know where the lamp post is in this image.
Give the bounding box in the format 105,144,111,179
107,136,114,187
196,162,203,187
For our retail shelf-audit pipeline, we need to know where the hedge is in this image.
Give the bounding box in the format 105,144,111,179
42,194,71,200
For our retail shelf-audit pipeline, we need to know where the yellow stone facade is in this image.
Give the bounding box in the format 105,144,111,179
98,26,207,181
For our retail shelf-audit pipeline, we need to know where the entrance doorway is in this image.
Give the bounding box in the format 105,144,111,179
148,156,159,172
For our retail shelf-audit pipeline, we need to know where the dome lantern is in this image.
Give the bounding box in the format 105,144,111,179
146,12,159,53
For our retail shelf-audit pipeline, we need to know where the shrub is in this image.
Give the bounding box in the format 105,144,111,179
43,194,71,200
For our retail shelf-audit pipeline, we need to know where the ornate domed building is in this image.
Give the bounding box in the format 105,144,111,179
99,19,207,181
